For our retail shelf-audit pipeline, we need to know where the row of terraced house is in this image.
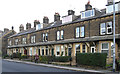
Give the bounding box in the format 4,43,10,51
7,1,120,65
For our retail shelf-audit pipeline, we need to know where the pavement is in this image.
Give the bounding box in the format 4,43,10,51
3,59,120,74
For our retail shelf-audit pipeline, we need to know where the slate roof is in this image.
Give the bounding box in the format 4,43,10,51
9,10,120,38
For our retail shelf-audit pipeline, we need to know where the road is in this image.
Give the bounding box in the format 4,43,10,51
2,60,99,74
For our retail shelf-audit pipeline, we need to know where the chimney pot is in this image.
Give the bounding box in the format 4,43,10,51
68,10,75,15
85,1,92,10
54,12,60,22
26,23,31,30
19,24,24,32
43,16,49,24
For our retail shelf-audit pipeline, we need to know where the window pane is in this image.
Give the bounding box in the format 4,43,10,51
76,27,80,37
57,31,60,40
46,33,48,41
56,46,60,56
102,43,108,49
61,30,64,39
100,23,106,35
82,44,86,53
80,27,84,37
75,44,80,53
42,49,44,56
107,22,112,34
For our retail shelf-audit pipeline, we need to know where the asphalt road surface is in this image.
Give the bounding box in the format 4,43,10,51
2,60,100,74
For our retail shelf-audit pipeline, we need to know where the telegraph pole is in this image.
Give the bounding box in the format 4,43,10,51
113,0,116,72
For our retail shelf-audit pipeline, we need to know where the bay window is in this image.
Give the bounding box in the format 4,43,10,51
101,43,109,56
30,48,32,56
46,46,48,56
56,46,60,56
41,47,44,56
75,44,80,55
82,44,86,53
61,45,65,56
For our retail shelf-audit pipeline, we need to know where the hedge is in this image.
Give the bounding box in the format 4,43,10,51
11,53,22,59
39,56,71,62
76,53,107,67
53,56,70,62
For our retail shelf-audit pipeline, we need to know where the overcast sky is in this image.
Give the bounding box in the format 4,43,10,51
0,0,119,32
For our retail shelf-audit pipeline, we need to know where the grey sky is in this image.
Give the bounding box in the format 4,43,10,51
0,0,119,32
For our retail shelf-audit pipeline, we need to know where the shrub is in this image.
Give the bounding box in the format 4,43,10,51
3,54,9,59
53,56,70,62
21,54,28,59
11,53,21,58
39,56,53,63
39,56,70,63
76,53,107,67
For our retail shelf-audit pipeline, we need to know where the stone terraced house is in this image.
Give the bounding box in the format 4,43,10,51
7,1,120,65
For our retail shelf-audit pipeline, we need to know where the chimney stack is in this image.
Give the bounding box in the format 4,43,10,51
43,16,49,24
54,12,60,22
68,10,75,15
34,20,40,28
26,23,31,30
12,26,14,30
4,28,9,32
19,24,24,32
85,0,92,10
107,0,113,5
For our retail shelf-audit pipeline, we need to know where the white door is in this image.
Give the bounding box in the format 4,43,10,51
91,47,95,53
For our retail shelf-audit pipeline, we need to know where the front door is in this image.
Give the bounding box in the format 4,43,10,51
51,48,54,56
24,49,27,55
38,49,40,56
91,46,95,53
68,48,72,56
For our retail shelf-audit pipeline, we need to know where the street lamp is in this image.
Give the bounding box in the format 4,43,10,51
113,0,116,72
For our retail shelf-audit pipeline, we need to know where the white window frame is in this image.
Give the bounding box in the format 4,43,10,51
22,37,26,44
106,22,112,34
111,42,114,57
101,43,109,56
41,47,44,56
57,30,64,40
61,30,64,40
76,27,80,38
34,48,36,55
15,39,18,45
46,46,48,56
46,33,48,41
9,40,12,46
57,31,60,40
56,46,60,56
61,45,65,56
80,26,85,37
91,46,95,53
81,9,95,19
75,44,80,55
31,36,36,43
100,23,106,35
30,48,32,56
82,44,86,53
